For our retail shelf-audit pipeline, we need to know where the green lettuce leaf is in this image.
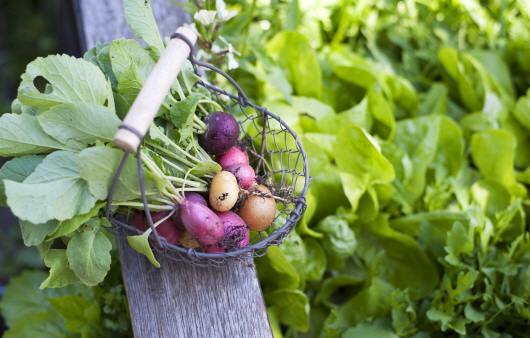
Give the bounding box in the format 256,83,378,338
266,31,322,99
335,125,395,212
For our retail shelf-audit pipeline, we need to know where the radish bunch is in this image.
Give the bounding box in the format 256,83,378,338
132,111,277,253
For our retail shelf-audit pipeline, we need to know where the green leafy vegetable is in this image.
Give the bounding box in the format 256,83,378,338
17,54,108,109
5,151,97,223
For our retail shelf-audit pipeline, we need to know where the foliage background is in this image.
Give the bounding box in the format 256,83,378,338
1,0,530,337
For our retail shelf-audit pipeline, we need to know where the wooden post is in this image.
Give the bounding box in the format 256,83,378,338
73,1,273,337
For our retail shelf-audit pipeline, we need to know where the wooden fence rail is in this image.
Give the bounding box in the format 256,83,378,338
73,1,273,337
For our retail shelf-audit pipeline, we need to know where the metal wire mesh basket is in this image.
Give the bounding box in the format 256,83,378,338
106,33,310,267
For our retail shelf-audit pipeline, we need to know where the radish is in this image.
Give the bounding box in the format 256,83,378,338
179,200,224,249
199,111,240,155
173,192,208,230
216,145,249,169
215,211,249,251
224,163,255,189
132,210,182,245
209,171,239,212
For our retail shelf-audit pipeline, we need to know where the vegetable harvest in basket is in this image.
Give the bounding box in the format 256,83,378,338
0,0,279,288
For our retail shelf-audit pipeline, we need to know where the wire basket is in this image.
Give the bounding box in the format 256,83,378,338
106,33,310,267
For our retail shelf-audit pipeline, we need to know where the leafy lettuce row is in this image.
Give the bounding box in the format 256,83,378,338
236,28,530,337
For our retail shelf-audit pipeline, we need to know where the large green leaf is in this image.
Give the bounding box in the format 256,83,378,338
40,250,82,289
66,230,112,286
265,31,322,99
77,146,149,201
264,289,310,332
357,215,439,300
48,202,106,239
0,270,87,327
0,155,45,206
110,39,156,82
38,102,122,147
2,312,74,338
48,295,101,335
19,220,61,247
5,151,97,224
334,125,395,211
17,55,108,109
0,114,72,156
123,0,165,60
256,245,300,292
470,129,526,197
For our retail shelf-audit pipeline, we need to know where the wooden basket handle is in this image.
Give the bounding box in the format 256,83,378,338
114,26,197,153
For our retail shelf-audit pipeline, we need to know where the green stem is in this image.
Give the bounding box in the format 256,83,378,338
148,197,177,206
150,132,201,164
199,99,224,111
166,176,205,188
193,114,208,130
197,104,210,117
173,80,186,100
141,153,183,202
112,202,174,211
146,141,198,167
159,157,207,184
181,187,208,192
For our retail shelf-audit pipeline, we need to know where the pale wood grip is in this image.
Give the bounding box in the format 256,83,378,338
114,26,197,153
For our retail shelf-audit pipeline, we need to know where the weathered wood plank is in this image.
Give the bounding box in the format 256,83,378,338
117,236,272,338
74,0,191,50
74,1,273,337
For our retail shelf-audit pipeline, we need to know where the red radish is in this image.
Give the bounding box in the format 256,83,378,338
199,111,240,155
215,211,249,252
131,210,182,245
179,200,224,248
216,145,249,169
202,244,225,253
131,211,147,232
173,192,208,229
224,163,255,189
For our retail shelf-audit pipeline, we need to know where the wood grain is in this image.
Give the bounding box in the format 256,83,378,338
117,236,272,338
74,1,273,337
74,0,191,51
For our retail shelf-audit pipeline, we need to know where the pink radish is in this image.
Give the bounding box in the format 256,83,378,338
225,163,256,189
216,145,249,169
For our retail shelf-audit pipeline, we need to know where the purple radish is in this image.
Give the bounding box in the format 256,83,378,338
215,211,250,252
199,111,240,156
216,145,249,169
225,163,256,189
179,200,224,248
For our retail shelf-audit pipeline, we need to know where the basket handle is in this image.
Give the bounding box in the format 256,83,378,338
114,26,197,153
